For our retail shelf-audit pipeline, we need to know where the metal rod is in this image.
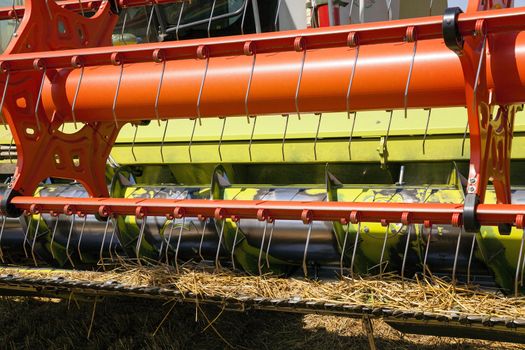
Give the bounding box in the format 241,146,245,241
422,224,432,277
30,217,40,266
77,215,87,262
339,222,350,277
251,0,261,33
175,217,185,273
257,220,268,275
401,224,412,287
198,218,208,261
422,108,431,154
215,219,225,271
265,221,275,269
314,113,322,160
467,232,477,285
231,222,240,270
350,222,361,279
281,114,289,161
302,221,313,277
65,214,76,267
99,216,111,270
165,218,176,265
379,224,389,277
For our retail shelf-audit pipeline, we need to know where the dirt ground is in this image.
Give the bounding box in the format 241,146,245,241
0,297,523,350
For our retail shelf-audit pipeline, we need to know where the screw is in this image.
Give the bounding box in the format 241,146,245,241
363,226,370,233
468,186,475,192
469,178,476,184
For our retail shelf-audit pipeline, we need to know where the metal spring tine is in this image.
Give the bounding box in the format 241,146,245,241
188,118,197,162
350,222,361,279
29,216,41,266
207,0,217,38
461,121,469,156
107,219,117,262
346,36,360,157
473,31,488,111
112,0,120,14
467,231,476,285
215,219,225,271
429,0,434,15
65,214,76,268
34,66,46,132
452,225,463,285
0,215,5,263
71,64,84,130
359,0,365,23
379,224,389,277
404,28,417,119
422,108,431,154
0,68,10,129
165,217,176,264
112,61,124,128
313,112,322,160
218,117,226,162
175,2,184,41
241,0,250,35
198,218,208,261
274,0,282,31
302,221,313,277
257,220,269,275
160,120,169,163
146,4,156,43
99,217,111,270
401,224,412,287
77,0,85,17
196,53,209,127
245,47,256,123
231,222,240,270
265,221,275,269
422,224,432,278
516,227,525,296
23,215,31,258
50,215,59,260
11,0,20,34
384,109,394,147
135,216,147,266
120,8,128,45
339,222,350,277
154,55,166,126
77,215,87,263
348,112,357,159
248,116,257,161
175,217,186,273
294,43,306,121
131,124,139,161
281,114,289,161
385,0,392,20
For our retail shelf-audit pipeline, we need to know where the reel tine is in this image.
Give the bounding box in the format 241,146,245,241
422,108,431,154
198,218,208,261
196,46,210,126
108,219,117,262
0,68,11,129
160,120,169,163
516,227,525,296
350,221,361,280
422,223,433,278
401,224,412,288
404,27,417,119
135,215,147,266
359,0,365,23
385,0,392,20
112,59,124,128
244,41,256,124
50,214,60,260
207,0,217,38
302,221,313,277
274,0,282,31
131,124,139,161
34,64,46,132
379,224,389,278
257,219,269,275
294,37,306,121
339,222,350,277
165,218,176,265
461,121,469,156
65,213,76,268
231,221,240,270
281,114,289,161
188,118,197,162
99,217,111,271
215,219,225,271
78,0,85,18
218,117,226,162
348,112,357,159
429,0,434,15
313,112,322,160
77,215,87,263
146,4,156,43
23,215,31,258
175,217,186,273
31,216,40,267
120,8,128,45
384,110,394,149
175,2,184,41
467,230,477,285
452,225,463,285
0,215,6,263
248,116,257,161
154,54,167,126
11,0,20,35
71,61,84,130
265,221,275,269
112,0,120,14
241,0,249,35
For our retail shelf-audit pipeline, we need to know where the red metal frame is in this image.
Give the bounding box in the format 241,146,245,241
0,0,524,230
